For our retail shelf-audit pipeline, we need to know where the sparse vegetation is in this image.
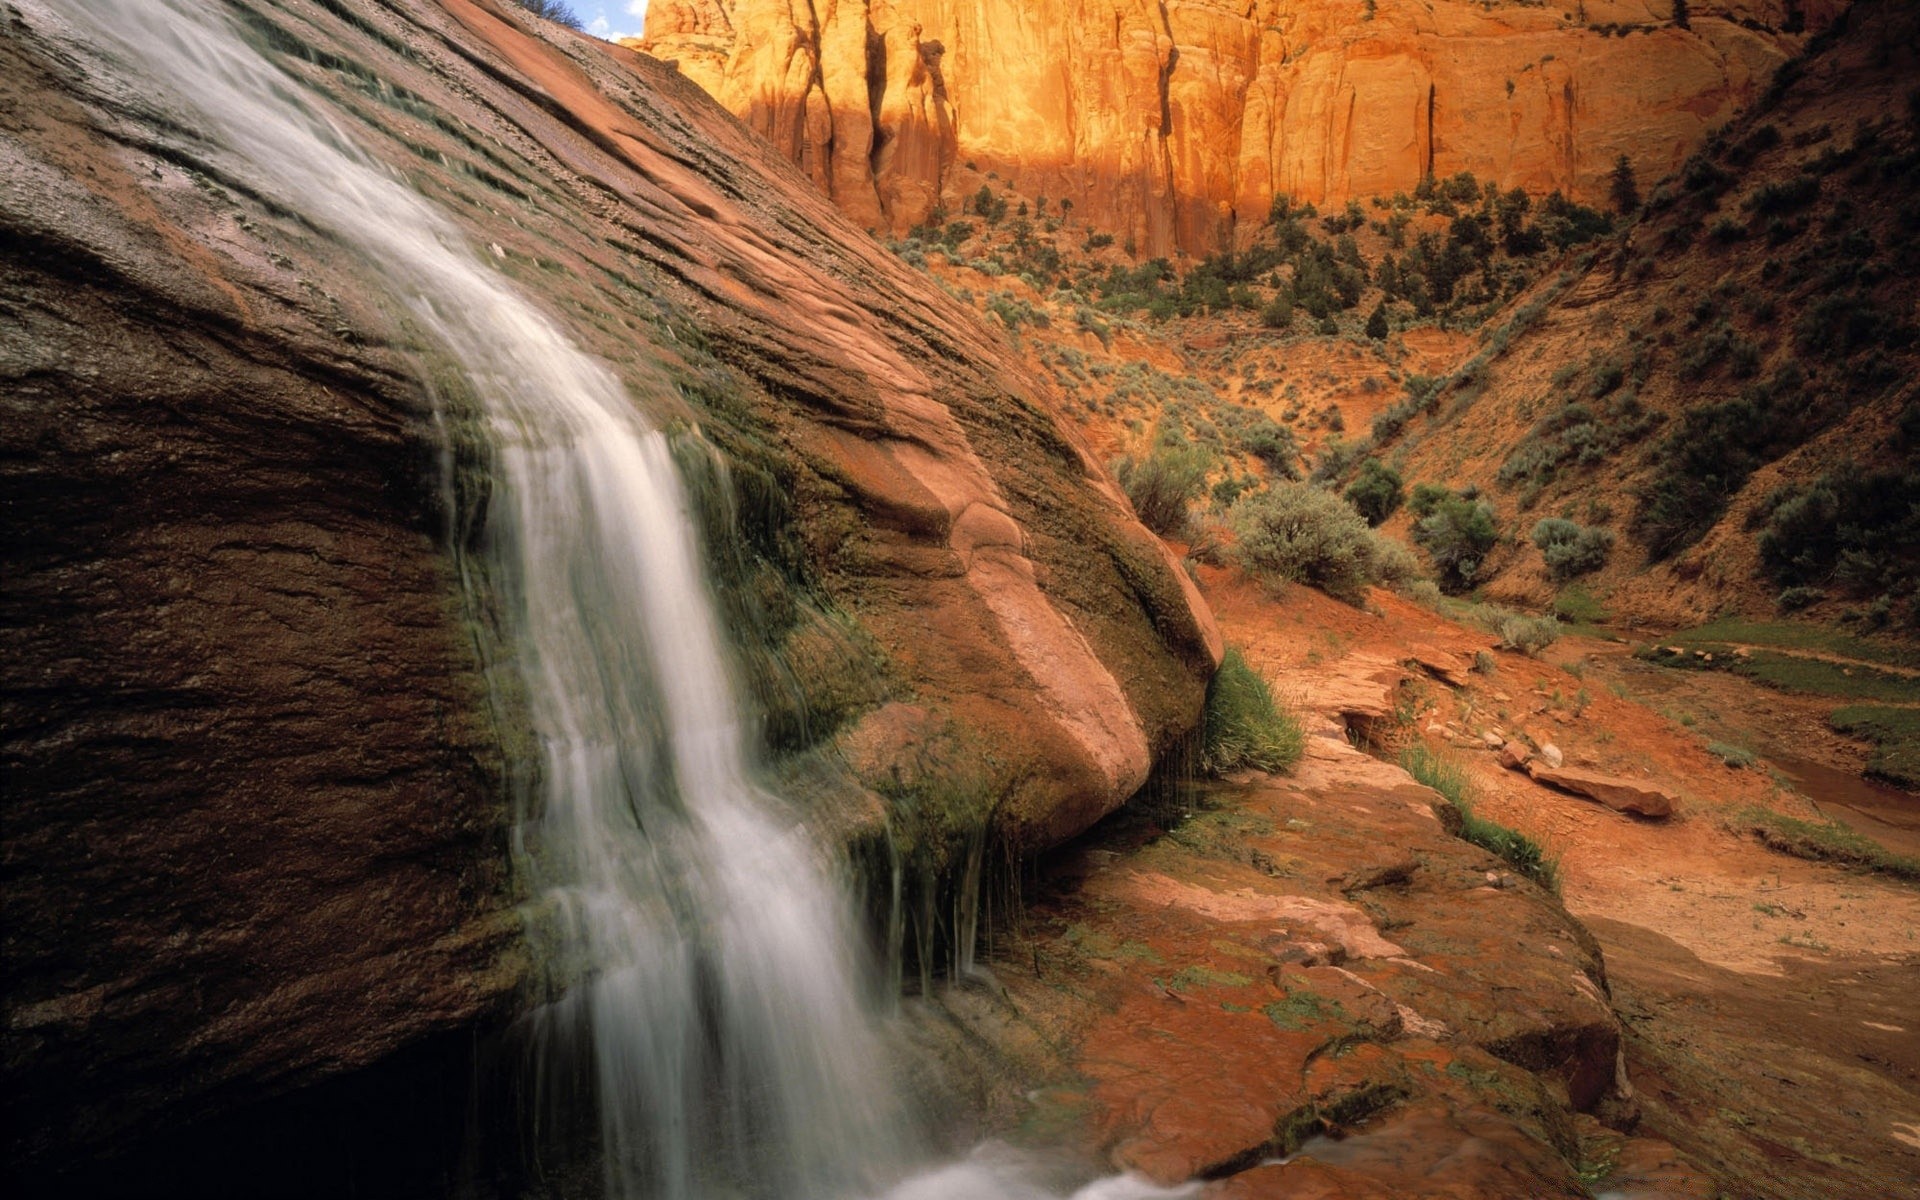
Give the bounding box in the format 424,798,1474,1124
1707,741,1758,769
1530,518,1614,581
1466,603,1561,654
1828,706,1920,790
1734,805,1920,881
1403,744,1559,891
1756,466,1920,627
1229,483,1416,603
1202,647,1306,775
1113,436,1211,538
1411,489,1499,592
1343,459,1405,526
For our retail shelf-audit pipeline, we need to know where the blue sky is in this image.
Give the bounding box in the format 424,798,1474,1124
577,0,648,41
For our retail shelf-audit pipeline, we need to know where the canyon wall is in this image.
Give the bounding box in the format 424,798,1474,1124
639,0,1839,253
0,0,1215,1180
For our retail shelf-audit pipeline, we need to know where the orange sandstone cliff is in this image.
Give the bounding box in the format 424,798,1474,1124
636,0,1837,254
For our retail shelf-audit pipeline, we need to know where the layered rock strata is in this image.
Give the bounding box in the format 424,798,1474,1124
0,0,1215,1176
639,0,1838,253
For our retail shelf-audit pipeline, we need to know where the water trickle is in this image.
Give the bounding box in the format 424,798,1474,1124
40,3,1196,1197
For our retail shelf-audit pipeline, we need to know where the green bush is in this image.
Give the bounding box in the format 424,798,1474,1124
1343,459,1405,526
1632,366,1808,559
1229,482,1405,603
1260,292,1295,329
1736,803,1920,880
1706,741,1758,769
1402,745,1559,890
1365,300,1390,340
1412,493,1500,592
1467,603,1560,654
1531,518,1615,580
1113,440,1211,538
1238,416,1301,477
1203,648,1306,775
1829,706,1920,790
1407,482,1452,518
1758,467,1920,605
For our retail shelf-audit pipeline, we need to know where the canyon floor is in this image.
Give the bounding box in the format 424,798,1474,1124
934,569,1920,1199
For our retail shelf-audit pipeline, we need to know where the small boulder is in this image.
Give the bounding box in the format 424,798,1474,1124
1498,744,1532,771
1481,730,1506,750
1538,742,1565,769
1528,764,1678,819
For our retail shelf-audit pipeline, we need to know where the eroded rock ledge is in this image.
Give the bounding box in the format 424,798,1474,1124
1,0,1214,1175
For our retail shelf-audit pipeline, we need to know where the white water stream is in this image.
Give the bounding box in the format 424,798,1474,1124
37,3,1195,1198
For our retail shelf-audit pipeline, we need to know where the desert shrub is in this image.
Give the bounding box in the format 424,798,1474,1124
1632,366,1810,559
1467,603,1561,654
1113,439,1211,538
1309,437,1367,485
1497,392,1661,492
1230,483,1403,602
1237,416,1301,477
1776,585,1823,612
1260,292,1295,329
1370,396,1423,444
1202,647,1306,775
1412,492,1500,592
1344,459,1405,526
1365,301,1390,340
1758,467,1920,601
1371,535,1423,591
1707,742,1758,769
1407,482,1452,518
1531,518,1615,580
1746,173,1821,217
1795,289,1914,359
1403,745,1559,890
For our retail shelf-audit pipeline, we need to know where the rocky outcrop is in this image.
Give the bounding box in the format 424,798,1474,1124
638,0,1838,253
942,691,1652,1196
1528,765,1680,818
1,0,1214,1179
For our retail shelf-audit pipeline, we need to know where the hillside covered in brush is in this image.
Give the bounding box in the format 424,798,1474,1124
1366,0,1919,630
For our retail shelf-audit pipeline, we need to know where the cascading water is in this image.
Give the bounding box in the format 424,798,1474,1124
38,4,1193,1197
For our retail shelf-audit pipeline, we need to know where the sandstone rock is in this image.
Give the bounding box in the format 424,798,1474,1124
987,742,1632,1196
1538,742,1566,769
1498,744,1533,771
641,0,1828,254
1528,765,1679,819
1482,730,1506,749
2,0,1217,1176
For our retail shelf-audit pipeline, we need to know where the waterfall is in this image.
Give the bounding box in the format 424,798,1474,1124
37,3,1192,1198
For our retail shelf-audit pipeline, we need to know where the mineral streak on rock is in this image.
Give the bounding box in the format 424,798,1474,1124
637,0,1838,253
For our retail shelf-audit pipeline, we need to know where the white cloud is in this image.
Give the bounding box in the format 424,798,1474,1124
625,0,649,22
588,15,610,34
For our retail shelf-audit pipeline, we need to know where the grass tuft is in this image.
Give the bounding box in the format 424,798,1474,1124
1732,805,1920,881
1828,706,1920,790
1706,741,1758,769
1203,647,1306,775
1401,744,1560,891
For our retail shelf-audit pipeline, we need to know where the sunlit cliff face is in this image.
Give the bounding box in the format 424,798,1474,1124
637,0,1830,255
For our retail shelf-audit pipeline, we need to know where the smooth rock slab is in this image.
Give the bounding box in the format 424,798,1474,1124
1527,765,1678,819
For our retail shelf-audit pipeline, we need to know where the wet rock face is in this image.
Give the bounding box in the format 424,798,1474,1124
640,0,1836,254
1,0,1213,1174
951,731,1636,1197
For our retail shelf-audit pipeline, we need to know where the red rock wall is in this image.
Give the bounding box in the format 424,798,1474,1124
640,0,1841,253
